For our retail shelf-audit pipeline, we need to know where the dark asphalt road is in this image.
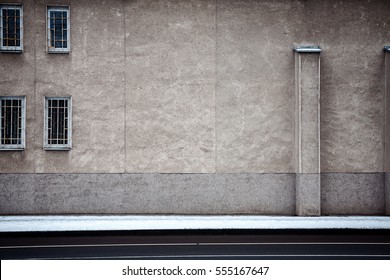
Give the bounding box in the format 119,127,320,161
1,229,390,259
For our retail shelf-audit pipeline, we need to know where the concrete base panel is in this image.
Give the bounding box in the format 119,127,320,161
0,173,295,215
321,173,385,215
296,174,321,216
1,173,387,215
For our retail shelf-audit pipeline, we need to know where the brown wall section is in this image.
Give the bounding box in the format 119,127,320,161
216,0,297,173
315,1,388,172
125,0,216,173
0,0,36,173
0,0,389,174
34,0,126,173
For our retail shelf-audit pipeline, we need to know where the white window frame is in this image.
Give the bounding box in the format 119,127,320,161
44,97,72,150
0,96,26,150
0,4,23,53
47,5,70,53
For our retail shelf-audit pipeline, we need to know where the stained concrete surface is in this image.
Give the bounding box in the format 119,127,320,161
216,0,297,173
1,0,388,174
0,0,36,173
0,172,386,215
321,173,385,215
317,1,388,172
0,173,295,214
386,50,390,215
0,0,389,215
34,0,126,173
294,51,321,216
296,173,321,216
385,50,390,174
125,0,216,173
297,53,320,174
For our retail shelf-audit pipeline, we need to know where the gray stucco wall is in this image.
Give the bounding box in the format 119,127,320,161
0,0,389,215
1,0,389,174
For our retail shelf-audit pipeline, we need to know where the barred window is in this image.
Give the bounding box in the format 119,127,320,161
47,6,70,53
44,97,72,150
0,4,23,52
0,96,26,150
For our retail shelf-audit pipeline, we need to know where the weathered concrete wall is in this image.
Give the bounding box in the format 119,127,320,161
34,0,126,173
385,48,390,215
0,0,36,173
294,49,321,215
0,0,389,215
0,172,386,215
216,0,298,173
125,0,216,173
0,0,126,173
0,173,296,214
321,173,385,215
1,0,388,174
316,1,388,172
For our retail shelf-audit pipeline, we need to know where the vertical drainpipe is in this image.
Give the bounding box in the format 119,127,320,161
294,46,322,216
384,46,390,215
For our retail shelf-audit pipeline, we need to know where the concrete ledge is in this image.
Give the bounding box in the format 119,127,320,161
0,215,390,232
293,46,322,53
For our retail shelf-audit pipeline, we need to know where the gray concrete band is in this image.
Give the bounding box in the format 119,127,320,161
0,173,385,215
294,46,321,216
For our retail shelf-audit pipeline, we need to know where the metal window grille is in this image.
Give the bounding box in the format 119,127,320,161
0,5,23,52
44,97,72,150
0,96,26,150
47,6,70,53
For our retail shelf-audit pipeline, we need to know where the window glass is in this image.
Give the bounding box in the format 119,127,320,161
0,5,23,52
0,96,25,149
45,97,72,149
47,6,70,52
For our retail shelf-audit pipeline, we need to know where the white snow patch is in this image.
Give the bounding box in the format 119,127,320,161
0,215,390,232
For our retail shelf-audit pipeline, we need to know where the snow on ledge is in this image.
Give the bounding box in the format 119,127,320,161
0,215,390,232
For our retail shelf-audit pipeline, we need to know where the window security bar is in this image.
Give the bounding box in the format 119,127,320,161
44,97,72,150
0,96,26,150
0,4,23,52
47,5,70,53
